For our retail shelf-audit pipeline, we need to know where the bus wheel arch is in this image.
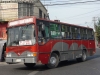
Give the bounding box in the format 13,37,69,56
83,49,87,53
46,51,60,69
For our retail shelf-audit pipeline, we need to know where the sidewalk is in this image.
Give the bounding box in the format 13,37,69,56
0,62,7,65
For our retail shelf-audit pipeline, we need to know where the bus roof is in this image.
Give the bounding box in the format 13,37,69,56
8,16,93,30
37,18,93,30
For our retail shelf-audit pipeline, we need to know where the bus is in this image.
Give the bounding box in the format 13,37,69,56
6,16,96,69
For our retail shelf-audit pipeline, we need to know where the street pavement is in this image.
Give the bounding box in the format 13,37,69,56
0,48,100,75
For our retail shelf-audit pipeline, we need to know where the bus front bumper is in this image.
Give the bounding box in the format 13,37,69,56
6,57,37,63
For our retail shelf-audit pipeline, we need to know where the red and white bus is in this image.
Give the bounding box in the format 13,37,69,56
6,16,96,68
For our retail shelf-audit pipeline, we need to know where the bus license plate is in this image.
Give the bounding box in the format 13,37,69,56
16,59,21,62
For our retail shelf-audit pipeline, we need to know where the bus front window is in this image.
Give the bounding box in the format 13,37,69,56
7,24,36,46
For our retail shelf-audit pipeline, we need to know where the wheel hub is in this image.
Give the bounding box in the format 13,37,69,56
50,57,57,64
83,52,86,60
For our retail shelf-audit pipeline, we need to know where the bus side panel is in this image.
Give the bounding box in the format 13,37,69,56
80,40,95,56
72,40,82,59
63,40,73,60
39,39,63,64
82,40,89,49
88,40,96,55
39,53,50,64
51,40,69,61
38,40,52,64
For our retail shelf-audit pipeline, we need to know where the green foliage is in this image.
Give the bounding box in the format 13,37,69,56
96,20,100,42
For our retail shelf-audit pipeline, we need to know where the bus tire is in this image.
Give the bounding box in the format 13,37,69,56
24,63,36,68
46,53,59,69
77,50,87,62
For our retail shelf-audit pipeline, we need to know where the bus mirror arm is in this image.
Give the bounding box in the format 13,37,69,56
38,38,44,44
38,40,42,43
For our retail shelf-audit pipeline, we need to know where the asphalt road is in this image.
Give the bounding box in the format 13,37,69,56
0,48,100,75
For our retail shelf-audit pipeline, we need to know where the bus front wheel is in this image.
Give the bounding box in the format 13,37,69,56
46,53,59,69
24,63,36,68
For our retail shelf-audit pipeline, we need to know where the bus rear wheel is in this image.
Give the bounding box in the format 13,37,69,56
77,50,87,62
46,53,59,69
24,63,36,68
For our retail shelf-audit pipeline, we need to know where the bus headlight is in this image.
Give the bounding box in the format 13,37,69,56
27,52,37,57
6,53,11,57
27,53,33,57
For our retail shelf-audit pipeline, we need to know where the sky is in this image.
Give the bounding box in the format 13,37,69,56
41,0,100,29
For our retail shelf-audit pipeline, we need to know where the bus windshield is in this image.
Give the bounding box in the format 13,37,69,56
7,24,36,46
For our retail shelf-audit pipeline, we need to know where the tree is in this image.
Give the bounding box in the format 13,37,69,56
96,19,100,42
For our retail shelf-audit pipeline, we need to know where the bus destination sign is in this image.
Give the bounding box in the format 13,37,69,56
8,18,33,27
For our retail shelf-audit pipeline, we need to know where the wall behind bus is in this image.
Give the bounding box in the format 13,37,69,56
0,22,7,40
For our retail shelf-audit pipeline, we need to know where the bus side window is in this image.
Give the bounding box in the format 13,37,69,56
80,28,84,39
67,26,71,39
77,33,81,39
61,25,66,38
71,27,76,39
61,25,71,39
87,29,94,40
75,27,81,39
82,28,87,40
50,23,61,39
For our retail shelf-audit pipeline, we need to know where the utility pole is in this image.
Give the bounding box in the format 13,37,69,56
93,17,98,48
93,17,97,32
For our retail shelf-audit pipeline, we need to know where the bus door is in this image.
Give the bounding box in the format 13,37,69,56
37,20,51,64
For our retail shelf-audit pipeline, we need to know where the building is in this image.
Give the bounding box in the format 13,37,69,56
0,0,49,21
